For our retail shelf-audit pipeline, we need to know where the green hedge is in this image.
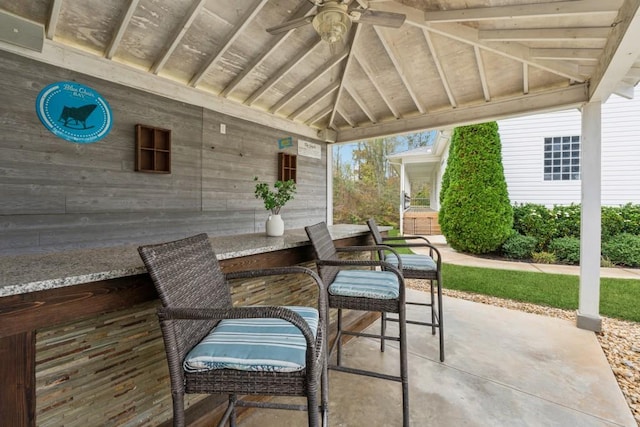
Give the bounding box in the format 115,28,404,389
510,203,640,266
602,233,640,267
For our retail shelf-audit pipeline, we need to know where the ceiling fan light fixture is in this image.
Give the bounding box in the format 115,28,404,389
312,3,352,45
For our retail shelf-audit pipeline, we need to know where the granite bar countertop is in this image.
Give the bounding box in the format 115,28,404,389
0,225,371,298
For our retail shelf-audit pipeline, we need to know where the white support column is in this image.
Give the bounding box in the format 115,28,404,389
577,101,602,332
326,144,334,225
399,161,405,235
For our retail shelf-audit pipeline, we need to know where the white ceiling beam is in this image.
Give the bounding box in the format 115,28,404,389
46,0,63,40
344,82,378,123
336,84,588,142
270,50,348,114
479,27,611,42
614,81,635,98
374,2,587,82
190,0,269,87
373,26,426,113
625,66,640,78
220,2,316,98
329,25,363,130
306,106,333,127
425,0,623,23
474,46,491,101
151,0,206,73
531,48,601,61
245,38,321,106
336,106,357,128
424,22,585,81
106,0,141,59
422,28,458,107
353,53,401,119
288,81,340,121
589,0,640,101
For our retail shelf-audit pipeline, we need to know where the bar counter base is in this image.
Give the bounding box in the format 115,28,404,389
0,231,374,426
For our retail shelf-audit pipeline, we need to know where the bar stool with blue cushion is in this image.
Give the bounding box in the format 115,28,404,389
304,222,409,427
138,233,328,427
367,218,444,362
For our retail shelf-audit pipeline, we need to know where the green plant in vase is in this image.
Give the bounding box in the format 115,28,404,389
254,177,296,236
254,177,296,214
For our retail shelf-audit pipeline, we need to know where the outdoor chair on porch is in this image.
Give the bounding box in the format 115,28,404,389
138,233,328,427
367,218,444,362
304,222,409,427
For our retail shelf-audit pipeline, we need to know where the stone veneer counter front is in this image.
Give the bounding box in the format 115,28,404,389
0,224,370,297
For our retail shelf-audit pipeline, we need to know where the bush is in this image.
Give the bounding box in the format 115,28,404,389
549,237,581,264
600,257,615,268
532,251,557,264
501,233,537,259
512,203,555,250
601,206,625,241
439,122,513,254
602,233,640,267
551,204,581,239
620,203,640,235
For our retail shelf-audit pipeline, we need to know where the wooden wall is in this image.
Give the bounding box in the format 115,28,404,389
0,52,327,255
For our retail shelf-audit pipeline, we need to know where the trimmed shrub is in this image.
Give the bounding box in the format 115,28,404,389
532,251,557,264
602,233,640,267
548,237,581,264
551,204,581,239
620,203,640,235
600,257,615,268
439,122,513,254
601,206,625,241
512,203,556,250
501,233,537,259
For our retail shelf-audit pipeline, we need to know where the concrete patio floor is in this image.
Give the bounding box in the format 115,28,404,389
239,288,635,426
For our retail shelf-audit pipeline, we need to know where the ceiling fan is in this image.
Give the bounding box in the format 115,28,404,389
266,0,406,45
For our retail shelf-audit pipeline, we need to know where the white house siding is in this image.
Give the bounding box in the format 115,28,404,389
499,87,640,207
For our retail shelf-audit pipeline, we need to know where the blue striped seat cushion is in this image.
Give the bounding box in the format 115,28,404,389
183,306,318,373
385,253,437,271
329,270,399,299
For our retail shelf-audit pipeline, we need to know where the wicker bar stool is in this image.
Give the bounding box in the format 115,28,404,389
305,222,409,427
367,218,444,362
138,233,328,427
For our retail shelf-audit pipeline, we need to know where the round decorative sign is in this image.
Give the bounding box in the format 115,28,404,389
36,81,113,144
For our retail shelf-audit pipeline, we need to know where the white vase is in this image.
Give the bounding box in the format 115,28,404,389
265,214,284,236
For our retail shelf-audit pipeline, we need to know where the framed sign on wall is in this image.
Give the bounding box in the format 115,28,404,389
35,81,113,144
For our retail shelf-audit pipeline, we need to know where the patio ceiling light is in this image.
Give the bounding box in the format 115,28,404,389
312,2,352,45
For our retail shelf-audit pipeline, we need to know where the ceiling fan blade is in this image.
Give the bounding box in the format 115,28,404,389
266,15,315,35
350,9,405,28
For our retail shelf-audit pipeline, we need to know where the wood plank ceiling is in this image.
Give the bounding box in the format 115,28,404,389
1,0,640,143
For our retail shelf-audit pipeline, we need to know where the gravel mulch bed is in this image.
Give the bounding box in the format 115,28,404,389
406,280,640,426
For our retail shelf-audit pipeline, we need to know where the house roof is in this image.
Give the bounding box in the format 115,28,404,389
1,0,640,143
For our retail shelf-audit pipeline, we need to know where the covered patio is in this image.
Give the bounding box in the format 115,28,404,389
3,0,640,330
2,0,640,425
240,289,636,426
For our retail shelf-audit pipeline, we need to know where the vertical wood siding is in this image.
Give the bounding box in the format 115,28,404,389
499,87,640,207
0,52,327,255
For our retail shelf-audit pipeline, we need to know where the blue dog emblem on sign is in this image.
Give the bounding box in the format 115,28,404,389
36,81,113,143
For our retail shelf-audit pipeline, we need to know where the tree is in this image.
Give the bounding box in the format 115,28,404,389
439,122,513,254
333,137,400,226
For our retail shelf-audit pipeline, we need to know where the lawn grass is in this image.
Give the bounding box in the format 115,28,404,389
385,229,640,322
442,263,640,323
